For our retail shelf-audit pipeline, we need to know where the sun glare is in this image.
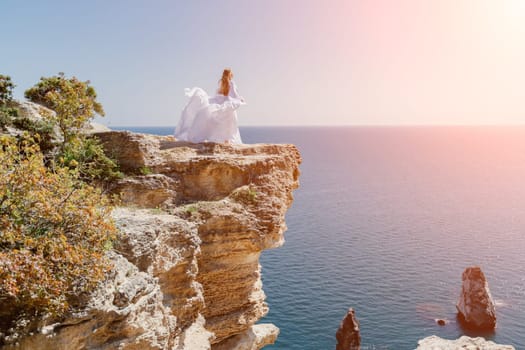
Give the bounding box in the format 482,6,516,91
503,0,525,20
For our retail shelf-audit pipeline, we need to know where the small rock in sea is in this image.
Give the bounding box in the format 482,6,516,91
436,318,447,326
336,308,361,350
456,266,497,330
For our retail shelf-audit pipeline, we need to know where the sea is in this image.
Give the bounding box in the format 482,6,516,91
113,126,525,350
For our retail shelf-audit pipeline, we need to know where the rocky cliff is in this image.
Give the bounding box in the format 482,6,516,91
4,131,301,350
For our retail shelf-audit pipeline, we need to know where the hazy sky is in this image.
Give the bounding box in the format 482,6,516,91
2,0,525,126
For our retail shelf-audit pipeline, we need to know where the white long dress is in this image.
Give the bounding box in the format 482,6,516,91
174,81,244,144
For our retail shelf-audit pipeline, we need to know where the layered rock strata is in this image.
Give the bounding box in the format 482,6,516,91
416,335,515,350
457,266,497,330
3,131,301,350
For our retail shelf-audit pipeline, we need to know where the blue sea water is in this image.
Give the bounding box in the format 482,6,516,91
113,126,525,349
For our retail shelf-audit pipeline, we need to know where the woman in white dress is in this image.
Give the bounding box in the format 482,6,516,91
175,69,245,144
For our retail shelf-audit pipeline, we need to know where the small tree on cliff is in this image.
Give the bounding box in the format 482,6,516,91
0,74,15,104
0,75,19,128
24,72,104,146
24,73,120,181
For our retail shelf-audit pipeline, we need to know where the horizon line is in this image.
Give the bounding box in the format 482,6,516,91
108,123,525,128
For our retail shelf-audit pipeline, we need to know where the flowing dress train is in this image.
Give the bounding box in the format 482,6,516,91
174,81,244,144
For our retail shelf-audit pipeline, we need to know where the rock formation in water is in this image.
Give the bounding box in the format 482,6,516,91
416,335,515,350
2,131,301,350
456,266,497,330
335,308,361,350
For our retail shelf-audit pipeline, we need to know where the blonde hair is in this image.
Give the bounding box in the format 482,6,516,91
218,69,233,96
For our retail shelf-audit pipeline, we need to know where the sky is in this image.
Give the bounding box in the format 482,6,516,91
2,0,525,126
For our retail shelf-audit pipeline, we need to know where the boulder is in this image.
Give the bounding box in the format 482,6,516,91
436,318,447,326
335,308,360,350
84,122,111,134
2,101,62,144
456,266,497,330
417,335,515,350
213,324,279,350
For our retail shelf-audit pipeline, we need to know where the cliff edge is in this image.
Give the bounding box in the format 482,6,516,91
4,131,301,350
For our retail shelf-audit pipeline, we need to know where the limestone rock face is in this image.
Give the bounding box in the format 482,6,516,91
112,174,180,208
1,100,108,140
84,121,111,134
416,335,515,350
456,266,497,330
212,324,279,350
335,308,361,350
3,132,301,350
3,251,182,350
15,100,56,119
94,131,176,173
1,101,62,142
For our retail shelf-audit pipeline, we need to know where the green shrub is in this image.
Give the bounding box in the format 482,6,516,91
60,137,122,182
0,136,117,336
10,116,56,153
0,75,15,105
185,205,198,214
139,166,153,175
0,75,18,131
0,110,11,129
0,107,18,130
230,185,258,204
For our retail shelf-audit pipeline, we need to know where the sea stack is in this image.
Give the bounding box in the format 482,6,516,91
335,308,361,350
456,266,497,330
